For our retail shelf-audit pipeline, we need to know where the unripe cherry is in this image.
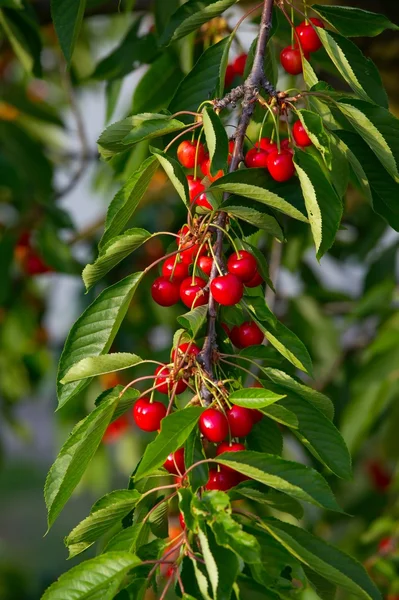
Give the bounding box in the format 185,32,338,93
172,342,201,362
245,271,263,288
227,250,258,282
238,321,264,347
133,397,167,432
267,150,295,182
161,256,189,282
233,53,247,76
245,147,269,169
280,46,304,75
163,447,185,475
205,469,240,491
180,276,209,308
227,405,254,437
198,255,213,276
177,140,206,168
154,364,187,395
210,273,243,306
296,18,325,54
292,120,312,147
151,277,180,306
199,408,229,443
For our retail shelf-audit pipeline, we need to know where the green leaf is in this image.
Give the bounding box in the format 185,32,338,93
294,149,343,258
232,486,304,520
160,0,238,46
177,305,208,337
260,404,299,429
50,0,86,66
41,552,141,600
135,407,204,480
0,7,41,76
83,229,152,291
202,107,228,176
296,109,331,168
214,169,308,222
215,451,341,511
235,240,272,289
317,28,388,107
247,417,283,455
218,32,234,96
185,428,209,492
61,353,142,384
132,52,183,114
66,490,141,557
151,147,190,207
197,527,219,599
328,131,350,198
224,201,285,240
229,387,285,409
312,5,399,37
44,388,121,529
104,522,150,553
57,273,143,409
261,519,381,600
169,38,229,114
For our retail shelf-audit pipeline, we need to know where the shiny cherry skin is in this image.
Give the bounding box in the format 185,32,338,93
180,276,209,308
280,46,304,75
245,147,269,169
177,140,205,168
179,240,207,265
162,256,189,282
151,277,180,306
255,137,278,154
154,365,187,395
252,410,264,423
227,405,254,437
199,408,229,443
238,321,264,347
245,271,263,288
292,120,312,147
216,441,246,456
163,447,185,475
228,139,235,164
187,175,205,202
133,398,167,432
179,512,186,529
229,325,244,349
172,342,201,362
280,138,292,152
296,18,325,54
227,250,258,283
210,274,244,306
200,158,224,182
225,64,235,88
195,192,212,210
205,469,240,491
233,53,247,76
267,150,295,182
198,255,213,276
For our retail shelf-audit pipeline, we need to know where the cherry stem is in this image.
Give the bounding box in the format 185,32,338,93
182,458,216,479
164,123,202,153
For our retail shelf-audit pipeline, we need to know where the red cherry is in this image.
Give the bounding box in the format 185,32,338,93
198,255,213,276
179,512,186,529
225,64,235,88
154,365,187,395
378,537,396,555
162,256,189,282
187,175,206,202
180,276,209,308
227,405,254,437
151,277,180,306
367,460,392,492
227,250,257,283
296,18,324,54
200,158,224,182
133,398,167,432
210,274,243,306
221,323,231,335
280,46,304,75
103,415,129,443
179,241,207,265
163,447,185,475
252,409,264,423
205,469,240,491
172,342,201,362
199,408,229,443
255,137,278,154
238,321,264,347
245,147,269,169
177,140,205,169
216,441,246,455
245,271,263,288
292,120,312,147
195,192,212,210
228,139,235,164
267,150,295,182
229,325,244,349
280,138,292,152
233,53,247,76
25,253,52,275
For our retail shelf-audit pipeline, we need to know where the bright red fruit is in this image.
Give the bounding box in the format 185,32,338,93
225,64,235,88
378,537,396,555
227,250,257,282
229,325,244,349
187,175,205,202
238,321,264,347
133,398,167,432
198,255,213,276
154,365,187,395
162,256,189,282
245,271,263,288
233,53,247,76
267,150,295,182
196,192,212,210
227,405,254,437
255,137,277,154
205,469,240,491
216,441,246,455
280,138,292,152
280,46,304,75
180,276,209,308
252,409,263,423
179,240,207,265
211,273,243,306
245,147,269,169
296,18,324,54
25,253,52,275
163,447,185,475
199,408,229,442
177,140,205,168
201,158,224,182
179,512,186,529
151,277,180,306
292,120,312,147
172,342,200,362
103,415,129,443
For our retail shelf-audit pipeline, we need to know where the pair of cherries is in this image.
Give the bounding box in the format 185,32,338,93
281,18,325,76
224,320,264,348
245,137,295,183
199,405,262,441
209,249,261,307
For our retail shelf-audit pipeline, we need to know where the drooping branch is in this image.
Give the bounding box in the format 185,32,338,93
198,0,276,403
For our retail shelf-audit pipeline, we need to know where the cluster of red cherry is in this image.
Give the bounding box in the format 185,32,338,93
280,17,325,76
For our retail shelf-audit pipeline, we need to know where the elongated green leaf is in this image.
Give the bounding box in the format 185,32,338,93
169,38,229,114
132,52,183,114
312,5,399,37
203,107,228,176
261,404,298,429
224,201,285,240
296,109,331,167
215,451,341,511
83,229,151,291
185,428,209,492
104,522,150,553
317,28,388,107
232,486,304,519
160,0,238,46
261,519,381,600
218,32,234,96
45,388,120,529
214,169,308,222
61,353,142,384
135,407,204,480
100,156,158,249
247,417,283,455
41,552,141,600
57,273,143,409
294,149,342,258
51,0,86,66
151,147,190,207
177,305,208,337
0,7,42,76
229,387,285,409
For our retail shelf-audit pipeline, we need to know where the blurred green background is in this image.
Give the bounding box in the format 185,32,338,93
0,1,398,598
